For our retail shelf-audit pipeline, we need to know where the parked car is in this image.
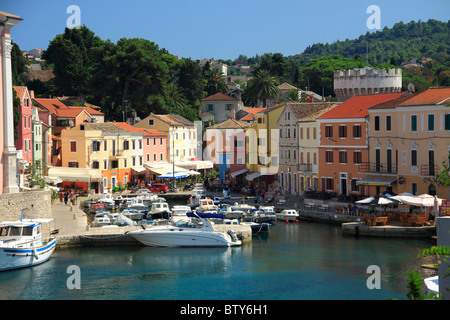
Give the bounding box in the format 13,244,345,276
147,183,169,193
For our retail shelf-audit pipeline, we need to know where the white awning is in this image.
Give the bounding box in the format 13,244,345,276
48,167,102,182
176,160,213,170
131,166,146,173
231,168,249,177
246,172,261,181
144,162,189,175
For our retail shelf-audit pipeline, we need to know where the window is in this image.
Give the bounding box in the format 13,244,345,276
325,125,333,138
148,119,154,126
428,114,435,131
374,116,380,131
386,115,392,131
70,141,77,152
445,114,450,130
139,139,142,149
353,125,361,138
92,160,99,169
313,127,316,140
160,153,164,161
325,151,333,163
68,161,78,168
132,140,136,150
339,125,347,138
111,160,119,169
147,154,150,162
353,151,362,164
326,178,334,190
146,137,150,146
226,104,233,110
123,140,129,150
411,149,417,166
351,179,359,193
207,104,214,111
160,137,163,145
237,157,244,165
103,140,108,151
411,115,417,132
92,140,100,152
339,151,347,164
153,153,157,161
103,160,108,170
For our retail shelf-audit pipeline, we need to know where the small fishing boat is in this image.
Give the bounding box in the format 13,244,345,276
91,214,112,227
0,218,56,271
121,209,146,221
276,209,299,221
88,202,105,214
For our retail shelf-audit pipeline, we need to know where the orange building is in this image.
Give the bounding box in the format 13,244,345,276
317,93,404,198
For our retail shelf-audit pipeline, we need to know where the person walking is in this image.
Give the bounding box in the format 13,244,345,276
64,191,69,205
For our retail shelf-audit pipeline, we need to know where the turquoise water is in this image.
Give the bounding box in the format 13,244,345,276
0,222,431,300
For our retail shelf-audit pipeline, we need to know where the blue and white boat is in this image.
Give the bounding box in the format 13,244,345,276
0,218,56,271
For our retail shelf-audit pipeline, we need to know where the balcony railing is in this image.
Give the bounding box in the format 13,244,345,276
298,163,312,172
420,164,438,177
359,162,397,174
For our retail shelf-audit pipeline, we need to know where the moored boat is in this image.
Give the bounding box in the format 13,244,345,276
0,218,56,271
276,209,299,221
128,212,241,247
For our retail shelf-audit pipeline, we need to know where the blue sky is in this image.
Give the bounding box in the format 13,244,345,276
3,0,449,60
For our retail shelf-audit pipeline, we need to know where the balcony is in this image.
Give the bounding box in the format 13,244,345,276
359,162,397,174
298,163,312,172
420,164,438,177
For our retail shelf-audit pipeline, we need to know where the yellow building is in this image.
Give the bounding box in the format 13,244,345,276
367,87,450,200
246,103,285,186
57,122,144,192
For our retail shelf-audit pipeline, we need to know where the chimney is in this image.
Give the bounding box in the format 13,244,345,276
30,90,35,99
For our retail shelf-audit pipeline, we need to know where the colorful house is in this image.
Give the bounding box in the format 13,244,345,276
201,92,243,126
57,122,143,191
317,93,405,198
277,102,339,195
246,103,285,187
367,87,450,199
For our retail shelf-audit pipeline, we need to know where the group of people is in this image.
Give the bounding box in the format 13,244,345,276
59,189,76,206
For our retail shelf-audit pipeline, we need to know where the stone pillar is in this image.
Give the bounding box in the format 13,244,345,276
0,14,22,194
1,35,18,193
436,216,450,300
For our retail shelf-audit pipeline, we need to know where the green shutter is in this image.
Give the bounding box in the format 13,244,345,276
411,115,417,131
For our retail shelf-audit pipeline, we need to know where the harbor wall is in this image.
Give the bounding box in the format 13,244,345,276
0,190,52,234
341,222,436,238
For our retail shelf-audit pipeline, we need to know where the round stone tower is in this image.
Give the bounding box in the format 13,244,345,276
334,67,402,101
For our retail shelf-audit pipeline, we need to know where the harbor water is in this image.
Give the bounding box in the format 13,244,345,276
0,220,433,300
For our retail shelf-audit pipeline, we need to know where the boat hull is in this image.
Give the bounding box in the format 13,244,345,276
0,239,56,272
276,214,299,221
130,229,241,247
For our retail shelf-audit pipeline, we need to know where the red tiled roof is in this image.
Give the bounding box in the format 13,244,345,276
34,98,104,117
13,86,28,100
202,92,238,101
318,93,405,119
240,108,266,121
115,122,166,136
397,87,450,106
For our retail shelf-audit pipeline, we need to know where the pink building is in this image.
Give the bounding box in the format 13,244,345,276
13,86,33,164
0,12,22,194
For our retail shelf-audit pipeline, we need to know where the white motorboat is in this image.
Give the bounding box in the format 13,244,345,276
121,209,145,221
149,201,172,219
189,189,206,207
276,209,300,221
98,192,115,207
128,213,242,247
424,276,439,297
196,198,218,212
172,205,191,216
224,206,244,220
91,214,112,227
0,218,56,271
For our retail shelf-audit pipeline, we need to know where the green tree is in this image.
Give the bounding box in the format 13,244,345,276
205,68,228,96
246,70,280,107
90,37,176,120
43,26,103,96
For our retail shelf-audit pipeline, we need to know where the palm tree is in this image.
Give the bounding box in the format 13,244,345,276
166,82,187,110
246,70,280,107
205,68,228,96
